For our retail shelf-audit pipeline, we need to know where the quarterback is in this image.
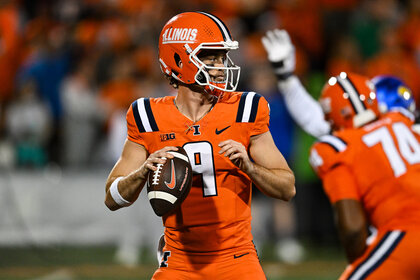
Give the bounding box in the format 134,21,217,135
104,12,295,279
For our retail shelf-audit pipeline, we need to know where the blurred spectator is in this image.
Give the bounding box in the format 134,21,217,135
98,53,142,164
97,13,131,52
398,0,420,98
73,13,102,52
99,53,142,118
60,56,105,168
398,0,420,55
0,1,22,136
272,0,324,67
18,23,73,164
350,0,402,59
5,79,51,168
321,0,360,58
326,35,363,76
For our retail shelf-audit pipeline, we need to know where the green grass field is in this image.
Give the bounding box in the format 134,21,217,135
0,243,347,280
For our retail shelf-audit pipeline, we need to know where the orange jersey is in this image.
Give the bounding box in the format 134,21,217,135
126,91,270,252
309,111,420,231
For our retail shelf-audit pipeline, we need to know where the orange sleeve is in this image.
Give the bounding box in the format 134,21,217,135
251,95,270,136
323,164,361,203
126,102,148,150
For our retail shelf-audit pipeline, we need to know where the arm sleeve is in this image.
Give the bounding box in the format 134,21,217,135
277,76,330,137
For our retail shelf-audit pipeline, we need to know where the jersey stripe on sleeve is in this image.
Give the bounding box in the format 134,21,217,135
143,98,159,131
132,98,159,133
319,135,347,152
236,92,261,123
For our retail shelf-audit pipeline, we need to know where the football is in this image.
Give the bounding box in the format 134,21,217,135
147,146,192,216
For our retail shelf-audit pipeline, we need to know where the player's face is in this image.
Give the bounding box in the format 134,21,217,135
198,50,227,83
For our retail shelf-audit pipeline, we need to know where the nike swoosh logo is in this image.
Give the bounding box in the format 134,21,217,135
164,160,176,189
233,252,249,259
215,125,231,135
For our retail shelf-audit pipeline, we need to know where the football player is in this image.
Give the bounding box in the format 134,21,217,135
261,29,419,137
263,29,420,278
309,72,420,279
104,12,295,280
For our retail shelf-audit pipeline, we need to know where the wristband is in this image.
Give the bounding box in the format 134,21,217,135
275,72,294,81
110,177,131,206
270,61,294,81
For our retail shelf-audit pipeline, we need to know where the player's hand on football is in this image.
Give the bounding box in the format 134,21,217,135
139,146,178,179
218,140,253,173
261,29,295,79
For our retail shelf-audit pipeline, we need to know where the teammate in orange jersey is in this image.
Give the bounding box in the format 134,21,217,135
308,72,420,279
104,12,295,280
262,28,420,279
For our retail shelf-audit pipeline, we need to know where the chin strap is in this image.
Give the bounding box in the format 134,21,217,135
203,83,226,97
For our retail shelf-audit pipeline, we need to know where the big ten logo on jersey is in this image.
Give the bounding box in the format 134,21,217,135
161,27,198,43
160,133,176,142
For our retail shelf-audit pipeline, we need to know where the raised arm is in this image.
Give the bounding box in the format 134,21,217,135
262,29,330,138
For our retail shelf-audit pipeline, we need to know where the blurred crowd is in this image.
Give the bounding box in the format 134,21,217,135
0,0,419,170
1,0,420,266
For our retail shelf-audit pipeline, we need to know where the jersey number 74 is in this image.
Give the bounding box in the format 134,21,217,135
363,122,420,177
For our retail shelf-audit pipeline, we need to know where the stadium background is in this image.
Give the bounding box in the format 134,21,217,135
0,0,419,279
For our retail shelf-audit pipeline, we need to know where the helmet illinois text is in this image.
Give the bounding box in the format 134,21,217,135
162,28,198,44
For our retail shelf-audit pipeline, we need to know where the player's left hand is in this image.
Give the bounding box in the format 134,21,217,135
218,140,253,173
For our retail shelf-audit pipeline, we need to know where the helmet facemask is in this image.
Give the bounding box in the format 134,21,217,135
188,41,241,94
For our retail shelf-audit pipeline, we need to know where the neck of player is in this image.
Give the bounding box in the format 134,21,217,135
175,84,217,123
